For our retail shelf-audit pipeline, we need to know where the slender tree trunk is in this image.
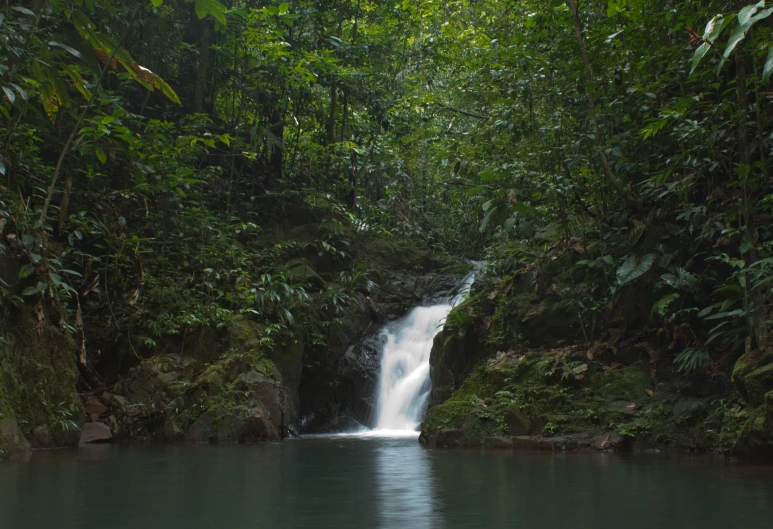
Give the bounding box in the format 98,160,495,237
566,0,642,212
736,51,768,352
57,177,72,234
340,87,348,143
193,20,213,114
326,84,337,145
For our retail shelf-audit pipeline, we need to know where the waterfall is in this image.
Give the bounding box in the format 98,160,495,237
370,272,477,434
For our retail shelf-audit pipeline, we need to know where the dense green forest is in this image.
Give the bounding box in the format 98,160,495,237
1,0,773,459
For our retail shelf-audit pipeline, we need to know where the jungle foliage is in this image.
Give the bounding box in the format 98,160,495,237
1,0,772,383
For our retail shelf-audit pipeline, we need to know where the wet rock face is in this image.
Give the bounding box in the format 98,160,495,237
301,326,385,431
428,323,483,408
94,345,295,444
298,269,467,433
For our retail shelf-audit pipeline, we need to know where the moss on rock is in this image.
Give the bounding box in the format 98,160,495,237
0,304,83,459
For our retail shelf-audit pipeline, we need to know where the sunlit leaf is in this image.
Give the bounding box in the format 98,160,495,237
690,42,711,75
763,46,773,83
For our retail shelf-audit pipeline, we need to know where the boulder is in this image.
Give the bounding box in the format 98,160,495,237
0,416,31,459
435,428,464,447
84,396,108,418
162,414,185,443
80,422,113,444
732,351,773,406
504,403,532,436
186,412,214,443
29,425,54,449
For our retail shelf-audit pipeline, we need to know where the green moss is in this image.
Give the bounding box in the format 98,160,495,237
593,363,649,402
0,305,83,452
485,294,526,350
422,367,506,445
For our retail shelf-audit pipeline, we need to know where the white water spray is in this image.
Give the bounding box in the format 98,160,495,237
370,272,477,434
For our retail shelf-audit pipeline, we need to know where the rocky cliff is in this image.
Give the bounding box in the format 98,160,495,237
420,266,773,462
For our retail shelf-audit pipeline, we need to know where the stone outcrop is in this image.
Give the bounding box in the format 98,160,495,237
729,351,773,461
80,423,113,444
0,302,83,460
94,342,296,443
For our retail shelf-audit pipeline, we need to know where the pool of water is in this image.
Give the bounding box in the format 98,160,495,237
2,437,772,528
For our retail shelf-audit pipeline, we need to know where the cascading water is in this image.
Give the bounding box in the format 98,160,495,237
370,272,477,434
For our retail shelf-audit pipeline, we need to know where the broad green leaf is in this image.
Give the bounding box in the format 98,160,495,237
716,57,728,76
190,0,227,26
479,207,497,233
22,282,48,296
10,83,27,101
697,306,715,318
150,0,164,6
18,264,35,279
12,6,36,16
724,23,750,58
464,186,487,198
748,7,773,24
705,15,730,44
503,218,516,232
279,2,289,14
763,46,773,83
652,293,679,317
616,253,655,286
512,202,538,216
482,199,494,212
73,12,180,104
738,2,764,25
2,86,16,104
95,147,107,164
690,42,711,75
660,268,700,292
48,41,84,60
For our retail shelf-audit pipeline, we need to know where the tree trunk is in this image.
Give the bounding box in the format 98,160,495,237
326,84,337,145
193,20,212,114
736,51,768,352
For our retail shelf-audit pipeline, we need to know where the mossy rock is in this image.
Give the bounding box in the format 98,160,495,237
0,303,83,453
421,368,507,447
741,363,773,407
731,405,773,461
282,257,323,286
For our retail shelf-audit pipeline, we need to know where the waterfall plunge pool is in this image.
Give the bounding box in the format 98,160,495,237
2,440,773,529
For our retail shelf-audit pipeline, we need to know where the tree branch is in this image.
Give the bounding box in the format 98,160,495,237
436,103,489,120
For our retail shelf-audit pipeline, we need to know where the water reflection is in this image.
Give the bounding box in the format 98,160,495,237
374,439,443,528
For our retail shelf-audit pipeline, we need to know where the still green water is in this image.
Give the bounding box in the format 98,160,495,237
1,437,772,529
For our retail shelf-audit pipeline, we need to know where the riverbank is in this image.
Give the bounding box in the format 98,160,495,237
419,262,773,462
